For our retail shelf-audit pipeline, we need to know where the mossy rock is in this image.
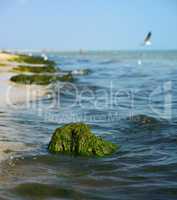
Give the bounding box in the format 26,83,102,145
10,74,74,85
48,123,117,157
9,54,55,66
12,65,58,73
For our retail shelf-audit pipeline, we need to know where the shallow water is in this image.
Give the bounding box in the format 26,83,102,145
0,51,177,200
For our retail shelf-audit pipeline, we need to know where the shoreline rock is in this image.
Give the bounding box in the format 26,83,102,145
10,74,74,85
12,65,58,74
9,54,56,66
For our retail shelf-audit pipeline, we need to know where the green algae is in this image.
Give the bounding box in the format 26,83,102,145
9,54,55,66
9,53,74,85
12,65,58,73
10,74,74,85
0,63,6,67
48,123,118,157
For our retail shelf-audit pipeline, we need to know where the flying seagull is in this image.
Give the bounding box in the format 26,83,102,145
143,31,152,46
138,31,152,65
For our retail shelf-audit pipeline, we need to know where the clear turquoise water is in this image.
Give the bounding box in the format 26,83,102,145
0,51,177,200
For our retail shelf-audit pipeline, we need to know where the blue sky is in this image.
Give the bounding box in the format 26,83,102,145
0,0,177,50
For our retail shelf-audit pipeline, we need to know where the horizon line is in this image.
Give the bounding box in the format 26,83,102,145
1,48,177,53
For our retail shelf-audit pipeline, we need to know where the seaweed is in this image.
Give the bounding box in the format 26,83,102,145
10,74,74,85
48,123,118,157
9,54,56,66
12,65,58,73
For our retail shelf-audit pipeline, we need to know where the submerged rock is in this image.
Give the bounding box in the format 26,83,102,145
127,114,161,126
48,123,117,157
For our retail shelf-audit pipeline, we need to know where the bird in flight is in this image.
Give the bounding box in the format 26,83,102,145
143,31,152,46
138,32,152,65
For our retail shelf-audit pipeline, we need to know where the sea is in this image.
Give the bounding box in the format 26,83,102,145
0,50,177,200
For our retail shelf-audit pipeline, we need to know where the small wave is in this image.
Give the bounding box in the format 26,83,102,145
0,142,29,163
99,60,118,65
71,68,91,76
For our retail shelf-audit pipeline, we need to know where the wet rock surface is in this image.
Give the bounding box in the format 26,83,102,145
48,123,118,157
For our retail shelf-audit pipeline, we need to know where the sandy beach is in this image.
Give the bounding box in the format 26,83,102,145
0,53,47,162
0,53,47,108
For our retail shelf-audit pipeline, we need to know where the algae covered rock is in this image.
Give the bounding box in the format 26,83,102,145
9,54,56,66
48,123,117,157
12,65,58,73
10,74,74,85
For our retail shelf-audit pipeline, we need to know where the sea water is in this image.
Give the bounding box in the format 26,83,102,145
0,51,177,200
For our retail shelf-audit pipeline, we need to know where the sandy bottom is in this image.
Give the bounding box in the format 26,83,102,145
0,77,47,162
0,73,47,162
0,65,48,162
0,53,17,61
0,142,28,163
0,72,47,108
